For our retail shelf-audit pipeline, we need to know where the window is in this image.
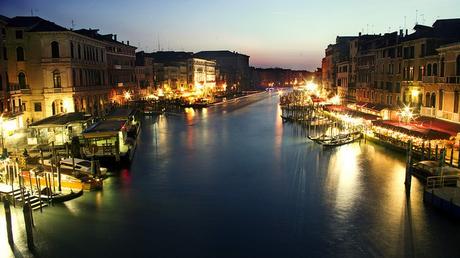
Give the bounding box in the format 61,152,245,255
70,42,74,58
427,64,432,76
53,70,61,88
78,44,81,59
425,92,430,107
34,102,42,112
3,47,7,60
51,41,60,58
457,55,460,76
15,30,23,39
441,58,445,77
16,47,24,61
433,63,438,76
455,91,459,113
431,93,436,108
72,69,77,86
18,72,26,89
439,90,444,110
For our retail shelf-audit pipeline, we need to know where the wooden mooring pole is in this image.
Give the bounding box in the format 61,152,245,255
404,140,413,193
3,197,14,246
22,204,34,250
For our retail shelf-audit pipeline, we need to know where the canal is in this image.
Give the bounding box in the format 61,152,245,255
3,92,460,257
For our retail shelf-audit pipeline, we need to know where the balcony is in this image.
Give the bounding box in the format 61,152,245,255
446,76,460,84
43,87,73,94
8,83,31,95
41,57,72,64
422,76,446,83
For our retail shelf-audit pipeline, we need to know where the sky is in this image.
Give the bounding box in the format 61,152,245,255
1,0,459,70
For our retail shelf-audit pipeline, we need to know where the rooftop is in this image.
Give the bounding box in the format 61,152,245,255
29,112,90,128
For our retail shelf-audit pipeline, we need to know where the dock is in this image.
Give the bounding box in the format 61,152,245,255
423,175,460,218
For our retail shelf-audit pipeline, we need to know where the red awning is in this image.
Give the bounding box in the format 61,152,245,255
372,120,452,140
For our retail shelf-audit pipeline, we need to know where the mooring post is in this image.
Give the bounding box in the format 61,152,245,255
421,141,425,160
3,197,14,246
405,140,413,193
22,204,34,250
450,148,454,166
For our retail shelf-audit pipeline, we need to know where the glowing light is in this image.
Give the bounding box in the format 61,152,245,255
398,104,414,123
158,89,164,97
411,89,419,98
62,98,75,113
124,91,132,100
330,95,341,105
306,81,318,92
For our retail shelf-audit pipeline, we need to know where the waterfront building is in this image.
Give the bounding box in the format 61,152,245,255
135,51,155,97
4,16,110,125
325,18,460,124
194,50,250,92
187,57,216,91
74,29,137,105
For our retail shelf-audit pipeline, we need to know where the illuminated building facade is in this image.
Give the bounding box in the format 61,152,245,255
4,16,111,125
194,51,250,92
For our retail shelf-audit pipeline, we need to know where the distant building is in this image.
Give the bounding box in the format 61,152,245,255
74,29,137,104
135,51,155,97
252,68,313,88
194,51,250,92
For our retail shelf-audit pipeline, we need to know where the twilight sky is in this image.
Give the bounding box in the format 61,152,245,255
1,0,459,70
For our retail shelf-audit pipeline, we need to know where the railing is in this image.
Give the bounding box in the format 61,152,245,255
8,83,30,91
426,175,460,189
422,76,446,83
447,76,460,84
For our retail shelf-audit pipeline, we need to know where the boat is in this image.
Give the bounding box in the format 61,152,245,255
308,134,332,142
42,158,108,177
319,132,362,147
412,160,460,182
37,189,84,203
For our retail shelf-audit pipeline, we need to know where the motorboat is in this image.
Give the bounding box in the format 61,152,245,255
43,158,107,177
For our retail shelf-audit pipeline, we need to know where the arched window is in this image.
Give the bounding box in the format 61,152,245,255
441,58,445,77
455,91,459,113
51,41,60,58
439,90,444,110
53,70,61,88
16,47,24,61
457,55,460,76
425,92,431,107
427,63,432,76
18,72,26,89
433,63,438,76
431,93,436,108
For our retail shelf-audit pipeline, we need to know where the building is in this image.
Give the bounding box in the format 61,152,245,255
4,16,111,125
135,51,155,97
251,68,313,88
151,51,192,91
74,29,137,104
194,50,250,92
324,18,460,124
187,57,216,90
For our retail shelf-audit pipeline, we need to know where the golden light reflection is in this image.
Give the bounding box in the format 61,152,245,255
328,143,361,220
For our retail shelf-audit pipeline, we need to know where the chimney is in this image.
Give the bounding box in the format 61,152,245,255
127,40,129,45
114,34,117,41
359,32,362,37
122,41,124,44
399,29,403,36
405,29,408,36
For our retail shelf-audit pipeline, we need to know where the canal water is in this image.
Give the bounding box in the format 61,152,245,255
3,92,460,257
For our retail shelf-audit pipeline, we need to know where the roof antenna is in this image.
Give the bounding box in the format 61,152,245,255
415,10,418,25
30,8,33,16
71,20,75,30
